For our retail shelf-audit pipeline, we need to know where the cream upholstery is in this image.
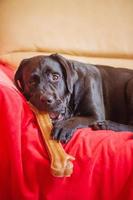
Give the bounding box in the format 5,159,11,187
0,0,133,68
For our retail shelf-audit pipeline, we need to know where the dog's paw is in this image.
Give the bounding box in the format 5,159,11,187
91,120,109,130
51,120,76,143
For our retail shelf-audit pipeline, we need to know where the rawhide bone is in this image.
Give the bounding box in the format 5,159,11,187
29,104,75,177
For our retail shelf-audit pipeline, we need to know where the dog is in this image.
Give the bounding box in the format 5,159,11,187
14,53,133,142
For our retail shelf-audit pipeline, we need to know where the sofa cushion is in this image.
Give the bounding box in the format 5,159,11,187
0,0,133,59
1,52,133,71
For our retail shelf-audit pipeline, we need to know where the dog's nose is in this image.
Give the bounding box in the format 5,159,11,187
46,96,53,104
40,95,53,105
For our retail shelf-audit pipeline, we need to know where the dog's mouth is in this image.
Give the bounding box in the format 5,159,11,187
49,112,64,122
28,95,66,122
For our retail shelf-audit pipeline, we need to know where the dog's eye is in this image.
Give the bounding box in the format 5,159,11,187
29,75,40,86
52,73,60,81
29,80,37,86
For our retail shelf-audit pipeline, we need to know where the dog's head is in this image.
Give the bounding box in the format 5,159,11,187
14,54,75,121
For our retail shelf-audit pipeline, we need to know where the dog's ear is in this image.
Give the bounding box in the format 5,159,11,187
14,59,29,92
50,54,75,94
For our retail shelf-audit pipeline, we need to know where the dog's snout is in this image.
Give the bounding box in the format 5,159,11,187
40,94,54,105
46,96,53,104
40,95,45,103
56,99,62,105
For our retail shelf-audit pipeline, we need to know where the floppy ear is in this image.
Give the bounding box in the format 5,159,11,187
50,54,75,94
14,59,29,92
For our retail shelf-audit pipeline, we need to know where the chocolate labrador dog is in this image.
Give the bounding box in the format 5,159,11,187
14,53,133,142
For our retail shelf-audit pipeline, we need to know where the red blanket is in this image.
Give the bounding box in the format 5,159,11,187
0,62,133,200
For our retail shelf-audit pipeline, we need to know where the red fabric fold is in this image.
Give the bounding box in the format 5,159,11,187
0,62,133,200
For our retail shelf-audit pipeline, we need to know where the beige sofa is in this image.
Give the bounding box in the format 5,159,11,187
0,0,133,69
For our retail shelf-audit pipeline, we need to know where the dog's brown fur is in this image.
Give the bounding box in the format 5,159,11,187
14,54,133,142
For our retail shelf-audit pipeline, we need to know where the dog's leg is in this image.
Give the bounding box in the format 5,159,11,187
91,120,133,132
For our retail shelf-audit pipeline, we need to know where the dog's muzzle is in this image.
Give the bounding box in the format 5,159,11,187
29,92,66,122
